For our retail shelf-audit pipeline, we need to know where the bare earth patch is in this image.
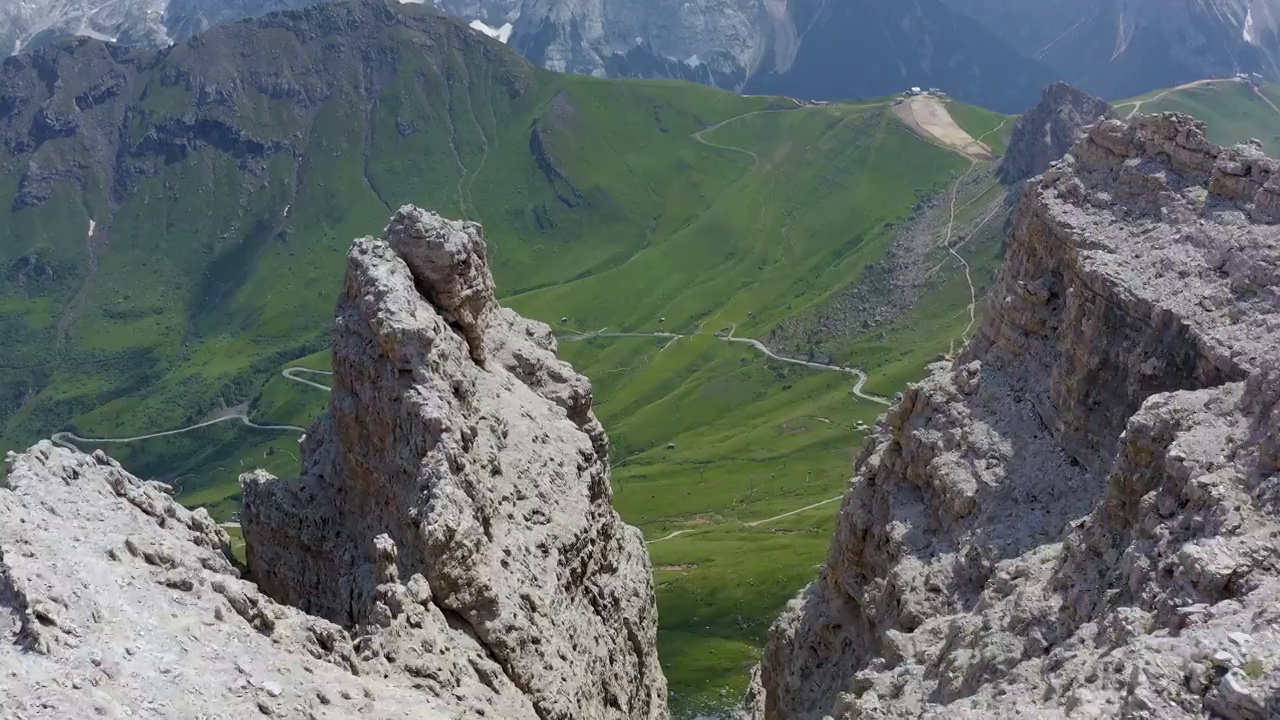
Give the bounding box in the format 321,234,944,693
893,96,993,160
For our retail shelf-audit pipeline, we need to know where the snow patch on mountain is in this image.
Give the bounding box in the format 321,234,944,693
78,26,117,43
469,18,513,42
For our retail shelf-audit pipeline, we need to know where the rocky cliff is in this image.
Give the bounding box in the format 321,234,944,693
241,206,668,720
740,0,1056,113
942,0,1280,100
0,0,324,54
506,0,763,87
999,82,1111,184
1,206,668,719
748,113,1280,719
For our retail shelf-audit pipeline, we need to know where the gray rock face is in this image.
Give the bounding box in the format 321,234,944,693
941,0,1280,99
749,113,1280,719
1,443,453,719
1,0,1053,112
1,206,667,719
241,206,668,720
999,82,1111,184
0,0,323,54
502,0,765,84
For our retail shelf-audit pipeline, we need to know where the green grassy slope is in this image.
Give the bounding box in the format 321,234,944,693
0,3,1012,717
516,104,1001,713
1112,79,1280,153
0,4,775,456
946,100,1015,155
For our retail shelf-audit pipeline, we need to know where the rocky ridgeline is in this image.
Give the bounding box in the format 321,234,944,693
748,113,1280,719
2,444,455,718
999,82,1111,185
1,207,667,719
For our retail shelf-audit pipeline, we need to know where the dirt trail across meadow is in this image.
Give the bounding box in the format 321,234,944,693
1116,78,1238,119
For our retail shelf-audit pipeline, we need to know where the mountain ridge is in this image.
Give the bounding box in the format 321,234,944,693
2,0,1057,112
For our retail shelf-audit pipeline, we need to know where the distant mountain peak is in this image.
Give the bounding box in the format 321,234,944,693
999,82,1111,184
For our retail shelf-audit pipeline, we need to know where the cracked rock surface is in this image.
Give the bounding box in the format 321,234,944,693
241,206,668,720
1,443,453,719
748,113,1280,720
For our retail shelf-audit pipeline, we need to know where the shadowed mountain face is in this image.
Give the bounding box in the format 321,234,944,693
498,0,1056,111
0,0,327,54
943,0,1280,99
740,0,1057,112
999,82,1111,183
10,0,1280,106
4,0,1056,112
0,0,546,449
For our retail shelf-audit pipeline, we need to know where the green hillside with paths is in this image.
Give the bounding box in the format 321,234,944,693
0,3,777,453
946,100,1015,155
0,2,1011,717
55,91,1001,716
1113,79,1280,153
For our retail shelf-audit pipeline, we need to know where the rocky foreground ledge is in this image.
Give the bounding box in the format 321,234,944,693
750,113,1280,720
1,207,668,719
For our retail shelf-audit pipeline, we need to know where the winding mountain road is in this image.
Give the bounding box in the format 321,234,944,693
690,104,801,165
48,365,337,452
281,367,333,392
1118,78,1236,120
560,329,891,406
721,335,889,406
51,413,305,452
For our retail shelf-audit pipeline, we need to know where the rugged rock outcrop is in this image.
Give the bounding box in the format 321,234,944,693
1,206,668,719
1,443,454,719
749,113,1280,719
241,206,667,720
999,82,1111,184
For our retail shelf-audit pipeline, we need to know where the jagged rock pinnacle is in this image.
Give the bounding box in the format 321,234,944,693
384,207,498,365
999,81,1111,184
244,206,668,720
